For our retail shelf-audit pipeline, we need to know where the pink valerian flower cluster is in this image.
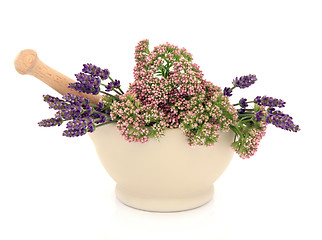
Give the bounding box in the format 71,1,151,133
231,106,268,158
109,93,166,143
233,122,267,159
179,86,238,146
110,39,238,145
131,40,198,109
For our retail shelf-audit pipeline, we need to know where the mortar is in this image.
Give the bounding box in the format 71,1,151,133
15,50,234,212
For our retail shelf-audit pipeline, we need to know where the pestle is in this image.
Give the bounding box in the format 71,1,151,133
14,49,102,104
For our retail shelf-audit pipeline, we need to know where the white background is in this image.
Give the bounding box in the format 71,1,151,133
1,0,321,239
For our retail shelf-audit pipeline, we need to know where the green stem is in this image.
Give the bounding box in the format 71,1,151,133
91,109,110,117
229,124,243,140
99,91,120,101
238,113,254,117
239,115,252,119
239,118,253,123
233,101,255,106
108,76,114,82
89,103,98,107
95,120,117,128
94,117,112,123
118,87,124,94
112,88,122,95
100,83,123,95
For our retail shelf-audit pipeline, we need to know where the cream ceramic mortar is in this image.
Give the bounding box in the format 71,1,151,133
89,123,234,212
15,49,235,212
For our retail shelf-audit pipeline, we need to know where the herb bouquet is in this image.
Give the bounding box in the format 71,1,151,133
15,40,300,212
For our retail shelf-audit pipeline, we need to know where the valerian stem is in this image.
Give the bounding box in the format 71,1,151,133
95,120,117,128
99,91,120,101
233,101,255,106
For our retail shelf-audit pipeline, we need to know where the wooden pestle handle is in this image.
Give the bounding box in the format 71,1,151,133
14,49,102,104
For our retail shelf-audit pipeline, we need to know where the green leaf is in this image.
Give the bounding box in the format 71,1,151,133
230,124,244,140
135,101,140,108
254,104,260,112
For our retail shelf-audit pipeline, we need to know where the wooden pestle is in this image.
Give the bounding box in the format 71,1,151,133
14,49,102,104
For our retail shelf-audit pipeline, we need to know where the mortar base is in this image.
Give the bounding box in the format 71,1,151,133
115,184,214,212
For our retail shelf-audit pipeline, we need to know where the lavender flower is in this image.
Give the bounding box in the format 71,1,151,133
69,73,101,95
82,63,110,80
254,96,261,105
38,117,63,127
106,82,114,92
223,87,232,96
62,118,94,137
106,80,121,92
239,98,248,108
93,102,106,114
43,95,67,110
233,74,257,89
114,79,121,88
38,93,110,137
255,96,286,108
267,107,275,113
62,93,90,106
57,105,83,120
38,60,120,138
265,110,300,132
60,94,92,119
254,110,264,121
40,93,89,123
92,113,107,124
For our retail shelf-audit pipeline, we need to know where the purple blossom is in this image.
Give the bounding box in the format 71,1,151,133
254,110,264,121
106,82,114,92
38,60,120,138
91,101,110,124
105,80,121,92
40,92,103,124
56,105,83,120
223,87,232,96
82,63,110,80
255,96,286,108
233,74,257,89
40,94,91,127
62,93,90,106
114,79,121,88
38,117,63,127
94,102,109,115
239,98,248,108
267,107,275,113
58,94,92,119
62,118,95,137
69,72,101,95
92,113,107,124
265,110,300,132
43,95,67,110
41,95,88,123
254,96,261,105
